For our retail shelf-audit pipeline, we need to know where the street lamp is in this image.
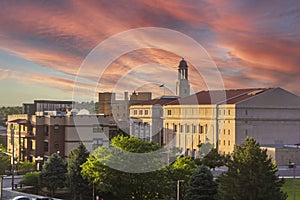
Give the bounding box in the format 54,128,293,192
36,156,43,171
10,125,15,190
292,163,296,200
177,180,184,200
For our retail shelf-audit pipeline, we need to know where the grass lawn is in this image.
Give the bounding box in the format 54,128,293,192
282,178,300,200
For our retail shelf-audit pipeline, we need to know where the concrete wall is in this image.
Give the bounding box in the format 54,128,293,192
264,146,300,166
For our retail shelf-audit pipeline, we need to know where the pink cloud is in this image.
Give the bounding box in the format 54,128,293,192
0,0,299,99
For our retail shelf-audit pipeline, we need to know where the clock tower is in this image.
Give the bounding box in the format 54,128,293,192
176,58,190,98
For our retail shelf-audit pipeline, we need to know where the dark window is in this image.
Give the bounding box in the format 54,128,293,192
199,125,204,133
186,125,190,133
93,125,103,133
54,142,59,149
173,124,177,132
179,125,183,133
93,139,103,150
54,125,60,133
144,110,149,115
192,125,196,133
44,125,49,136
43,142,48,152
167,110,172,115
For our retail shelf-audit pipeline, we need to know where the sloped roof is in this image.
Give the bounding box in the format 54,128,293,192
133,97,178,106
8,119,30,124
166,88,273,105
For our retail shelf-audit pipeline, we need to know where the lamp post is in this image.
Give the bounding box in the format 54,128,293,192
293,163,296,200
10,126,15,190
36,156,43,171
177,180,184,200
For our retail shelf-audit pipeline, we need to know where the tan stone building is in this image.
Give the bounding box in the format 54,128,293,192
163,87,300,155
130,97,177,144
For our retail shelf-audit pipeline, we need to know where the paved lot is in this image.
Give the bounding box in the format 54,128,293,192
1,176,60,200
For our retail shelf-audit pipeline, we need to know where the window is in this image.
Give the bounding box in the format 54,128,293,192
144,110,149,115
186,125,190,133
228,110,231,115
22,125,26,132
133,110,137,115
223,129,226,135
224,109,226,115
173,124,177,132
192,125,196,133
199,125,204,133
167,110,172,116
228,140,231,146
180,125,183,133
139,110,143,115
44,125,49,136
43,141,48,152
228,129,231,135
245,109,248,115
54,125,60,133
54,142,59,149
93,125,104,133
219,139,221,145
223,140,226,145
93,139,103,150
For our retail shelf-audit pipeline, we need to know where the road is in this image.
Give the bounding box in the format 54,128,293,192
211,165,300,178
2,175,23,189
1,175,60,200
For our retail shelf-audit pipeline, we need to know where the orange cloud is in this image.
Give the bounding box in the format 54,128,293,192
0,0,299,101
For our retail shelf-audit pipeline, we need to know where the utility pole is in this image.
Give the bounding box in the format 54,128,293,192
11,126,15,190
177,180,184,200
293,163,296,200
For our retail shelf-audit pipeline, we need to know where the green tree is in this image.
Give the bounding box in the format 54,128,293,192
68,142,90,200
81,135,196,200
163,156,197,200
185,165,217,200
19,171,41,193
201,148,228,170
217,137,287,200
17,161,36,174
0,144,10,175
40,153,67,197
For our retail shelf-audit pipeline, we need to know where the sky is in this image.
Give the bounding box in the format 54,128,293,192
0,0,299,106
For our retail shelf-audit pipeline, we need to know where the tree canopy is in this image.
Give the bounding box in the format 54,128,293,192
217,137,287,200
200,148,228,170
40,153,67,197
0,144,10,175
185,165,217,200
81,135,196,199
68,142,90,200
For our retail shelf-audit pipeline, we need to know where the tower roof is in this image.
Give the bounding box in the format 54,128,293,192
179,58,188,69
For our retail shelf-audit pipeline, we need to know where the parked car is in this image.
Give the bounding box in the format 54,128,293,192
12,196,34,200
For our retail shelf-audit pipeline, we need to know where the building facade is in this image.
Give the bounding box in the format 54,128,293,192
7,111,110,165
163,87,300,155
130,97,177,144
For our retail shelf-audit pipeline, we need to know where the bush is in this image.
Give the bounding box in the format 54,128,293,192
17,161,36,174
20,171,41,193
